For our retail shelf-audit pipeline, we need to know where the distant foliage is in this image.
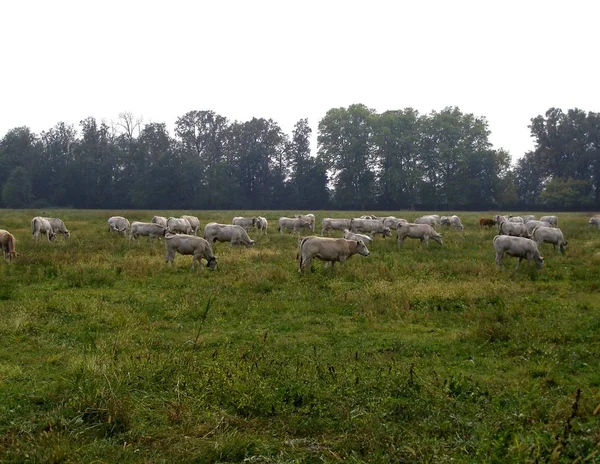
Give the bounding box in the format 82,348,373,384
1,106,598,209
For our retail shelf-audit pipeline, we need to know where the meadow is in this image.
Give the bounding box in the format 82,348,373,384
0,209,599,463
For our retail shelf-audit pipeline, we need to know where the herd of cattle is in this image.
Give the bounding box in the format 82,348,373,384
1,213,600,273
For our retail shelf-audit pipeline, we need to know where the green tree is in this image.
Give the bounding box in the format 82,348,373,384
540,177,593,210
2,167,33,207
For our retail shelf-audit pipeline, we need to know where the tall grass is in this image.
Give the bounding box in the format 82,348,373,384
0,209,599,462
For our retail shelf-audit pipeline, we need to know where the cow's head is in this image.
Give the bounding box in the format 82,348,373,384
49,232,57,242
382,227,391,237
64,230,71,238
356,239,370,257
207,256,217,270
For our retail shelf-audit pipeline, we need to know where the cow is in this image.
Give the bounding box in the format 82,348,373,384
522,215,536,223
414,215,438,228
294,214,316,232
589,215,600,229
31,217,56,242
343,229,373,244
256,216,268,235
397,223,443,247
0,230,18,261
479,218,495,229
450,215,465,231
493,215,509,224
278,217,312,235
129,222,168,243
359,215,378,220
297,236,370,273
525,220,551,237
349,218,391,238
382,217,408,229
165,233,217,270
108,216,131,236
540,215,558,227
152,216,168,228
167,217,193,235
232,216,257,231
321,218,352,235
493,235,544,271
204,223,255,247
531,226,567,255
508,216,524,223
498,221,528,237
41,217,70,238
440,216,451,226
181,215,201,235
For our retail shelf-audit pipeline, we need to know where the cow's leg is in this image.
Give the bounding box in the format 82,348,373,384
397,237,405,248
495,252,503,268
515,257,523,271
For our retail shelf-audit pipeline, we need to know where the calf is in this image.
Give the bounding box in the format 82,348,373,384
479,218,495,229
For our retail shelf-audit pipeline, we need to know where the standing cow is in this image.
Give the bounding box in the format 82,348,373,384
108,216,131,236
129,222,168,243
152,216,168,228
397,223,443,247
41,217,70,238
256,216,268,235
232,216,257,231
167,217,193,235
493,235,544,271
204,223,255,247
0,229,18,261
530,226,567,255
181,215,201,235
297,236,370,273
165,233,217,270
31,217,57,242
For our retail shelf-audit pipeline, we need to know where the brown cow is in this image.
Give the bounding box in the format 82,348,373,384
479,218,495,229
0,229,18,261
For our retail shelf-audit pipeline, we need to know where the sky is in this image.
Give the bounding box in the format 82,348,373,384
2,0,599,163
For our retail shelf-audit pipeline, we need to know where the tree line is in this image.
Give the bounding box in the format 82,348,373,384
1,105,598,211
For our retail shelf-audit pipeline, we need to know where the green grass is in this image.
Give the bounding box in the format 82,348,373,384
0,209,599,463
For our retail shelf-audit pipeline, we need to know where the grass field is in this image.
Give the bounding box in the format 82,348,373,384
0,209,599,463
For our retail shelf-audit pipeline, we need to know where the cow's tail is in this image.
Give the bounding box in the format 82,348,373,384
498,220,506,235
297,237,309,266
7,233,16,258
529,225,539,239
31,217,39,236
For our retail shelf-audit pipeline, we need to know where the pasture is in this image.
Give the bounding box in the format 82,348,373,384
0,209,599,463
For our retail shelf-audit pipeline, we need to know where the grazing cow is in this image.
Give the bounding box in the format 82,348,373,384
41,217,70,238
479,218,495,229
508,216,524,223
525,220,551,236
493,215,509,224
0,230,18,261
129,222,167,243
382,217,408,229
540,215,558,227
294,214,316,232
440,216,451,226
493,235,544,271
397,223,443,247
522,215,536,223
415,215,439,228
498,221,528,237
31,217,56,242
349,218,391,238
321,218,352,235
450,215,464,231
152,216,168,228
167,217,193,235
165,233,217,270
204,223,255,247
588,215,600,229
278,217,312,235
256,216,268,235
181,215,201,235
343,229,373,244
232,216,257,231
108,216,131,236
297,236,370,273
531,226,567,255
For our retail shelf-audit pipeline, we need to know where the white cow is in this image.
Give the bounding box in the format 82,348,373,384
232,216,257,231
493,235,544,271
450,215,464,231
152,216,168,228
440,216,451,226
522,215,536,223
256,216,268,235
525,220,551,236
349,218,391,238
414,215,438,228
31,217,56,241
129,222,167,243
0,229,18,261
181,215,201,235
493,215,509,224
204,223,255,247
508,216,524,223
165,233,217,270
108,216,131,236
498,221,528,237
588,215,600,229
41,217,70,238
297,236,370,273
278,217,312,235
397,223,443,247
342,229,373,244
321,218,352,235
540,215,558,227
294,214,316,232
531,226,567,255
167,217,193,235
382,217,408,229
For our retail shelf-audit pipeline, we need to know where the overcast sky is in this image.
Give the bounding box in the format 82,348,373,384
2,0,598,162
